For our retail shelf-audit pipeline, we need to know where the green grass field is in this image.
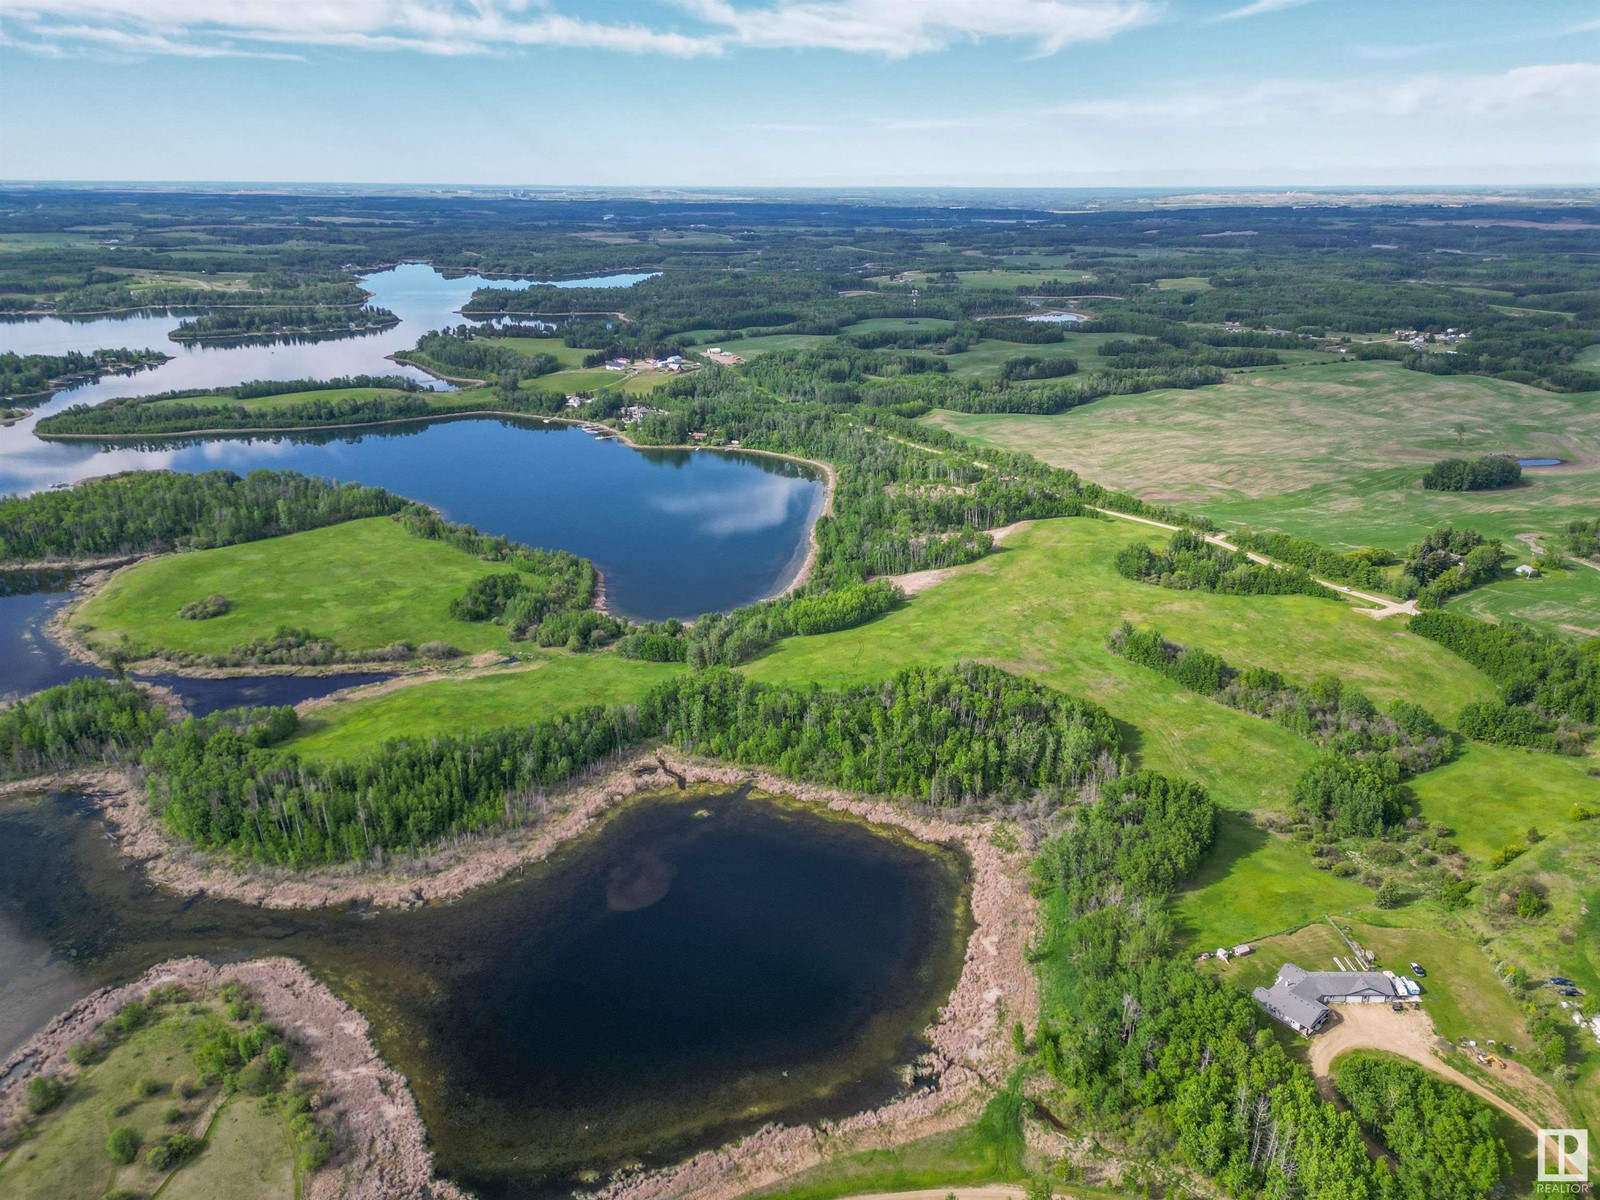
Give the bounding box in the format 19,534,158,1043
1446,563,1600,637
0,1003,297,1200
72,517,523,659
747,517,1495,810
927,361,1600,554
520,367,618,395
838,317,956,334
943,337,1087,381
286,653,683,759
711,333,832,356
482,335,590,368
1410,742,1599,860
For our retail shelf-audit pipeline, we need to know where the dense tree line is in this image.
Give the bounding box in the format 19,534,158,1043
1356,329,1600,393
1421,455,1523,491
1334,1055,1510,1199
1114,529,1337,599
397,328,560,379
998,355,1078,382
1410,610,1598,746
1030,758,1392,1197
619,580,904,667
46,276,371,315
1399,526,1505,606
169,306,398,342
1563,516,1600,561
1229,529,1396,589
1108,622,1447,760
141,663,1122,865
0,348,169,398
37,388,437,438
0,470,406,562
0,678,167,779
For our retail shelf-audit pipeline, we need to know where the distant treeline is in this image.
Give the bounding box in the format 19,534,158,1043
0,348,169,399
1114,529,1337,599
170,306,398,342
144,663,1122,866
0,470,405,562
1421,455,1522,491
35,376,432,437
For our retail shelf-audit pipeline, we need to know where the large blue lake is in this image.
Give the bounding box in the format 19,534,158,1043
0,266,823,623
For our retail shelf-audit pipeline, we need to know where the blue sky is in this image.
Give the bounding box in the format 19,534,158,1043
1,1,1596,186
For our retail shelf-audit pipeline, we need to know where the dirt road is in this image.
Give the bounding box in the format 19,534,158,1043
1088,506,1418,619
1307,1004,1555,1138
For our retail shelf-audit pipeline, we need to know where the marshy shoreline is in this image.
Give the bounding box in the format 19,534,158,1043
3,755,1035,1199
0,955,470,1200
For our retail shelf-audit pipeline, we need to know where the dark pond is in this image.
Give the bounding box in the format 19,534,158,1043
1517,458,1565,467
0,786,969,1199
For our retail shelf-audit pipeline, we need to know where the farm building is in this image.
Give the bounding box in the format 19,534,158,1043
1252,963,1401,1036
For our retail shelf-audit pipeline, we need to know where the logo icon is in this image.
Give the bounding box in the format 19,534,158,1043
1539,1129,1590,1183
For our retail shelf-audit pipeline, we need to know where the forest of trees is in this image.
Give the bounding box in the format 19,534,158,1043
1334,1055,1511,1199
396,328,560,380
141,663,1122,865
0,678,167,779
169,306,398,342
1030,760,1396,1197
1114,529,1337,599
1229,529,1396,589
1411,611,1598,752
0,470,406,562
1421,455,1523,491
1399,526,1506,606
0,348,169,398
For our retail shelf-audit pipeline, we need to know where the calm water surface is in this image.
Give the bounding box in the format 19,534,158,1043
0,786,969,1199
0,266,818,621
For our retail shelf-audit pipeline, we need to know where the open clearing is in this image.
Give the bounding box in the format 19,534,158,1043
0,1003,298,1199
287,652,682,759
927,361,1600,553
72,516,522,659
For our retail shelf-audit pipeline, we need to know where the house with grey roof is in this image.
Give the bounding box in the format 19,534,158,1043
1252,963,1401,1036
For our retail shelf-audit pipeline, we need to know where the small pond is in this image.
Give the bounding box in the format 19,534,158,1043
0,785,970,1199
1517,458,1565,468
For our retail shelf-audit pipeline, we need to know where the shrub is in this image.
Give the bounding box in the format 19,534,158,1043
144,1132,199,1171
1488,842,1527,870
107,1126,142,1165
177,594,231,620
1374,880,1407,908
25,1074,67,1114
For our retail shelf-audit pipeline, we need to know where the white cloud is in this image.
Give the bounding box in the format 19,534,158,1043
0,1,723,59
1039,61,1600,125
1214,0,1314,21
0,0,1157,59
675,0,1157,57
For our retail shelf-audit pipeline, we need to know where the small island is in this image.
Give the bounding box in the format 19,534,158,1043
169,306,399,343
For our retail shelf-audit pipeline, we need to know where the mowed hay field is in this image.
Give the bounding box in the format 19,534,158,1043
927,361,1600,552
71,517,522,659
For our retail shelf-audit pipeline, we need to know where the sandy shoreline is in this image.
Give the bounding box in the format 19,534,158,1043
0,956,469,1200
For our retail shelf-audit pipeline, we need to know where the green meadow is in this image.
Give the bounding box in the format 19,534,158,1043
927,361,1599,549
72,517,521,660
0,1002,298,1200
287,653,683,759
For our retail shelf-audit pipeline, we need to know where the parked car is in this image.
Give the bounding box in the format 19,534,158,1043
1559,987,1582,997
1410,962,1427,977
1391,1002,1405,1012
1550,976,1575,986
